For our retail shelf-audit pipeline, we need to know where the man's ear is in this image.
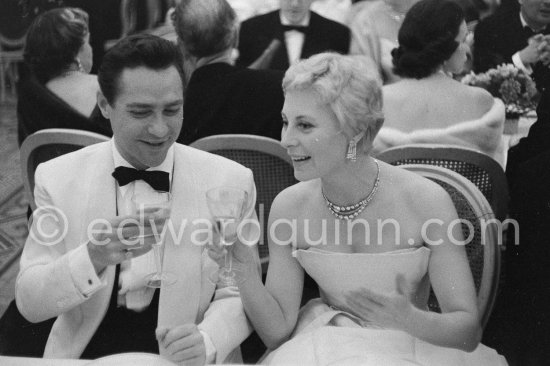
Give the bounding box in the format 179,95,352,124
97,90,110,119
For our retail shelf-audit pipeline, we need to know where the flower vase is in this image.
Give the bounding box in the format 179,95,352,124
503,116,519,135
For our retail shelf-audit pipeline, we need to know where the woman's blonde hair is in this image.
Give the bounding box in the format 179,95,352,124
283,53,384,151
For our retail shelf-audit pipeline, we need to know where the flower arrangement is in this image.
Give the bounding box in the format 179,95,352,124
461,64,539,119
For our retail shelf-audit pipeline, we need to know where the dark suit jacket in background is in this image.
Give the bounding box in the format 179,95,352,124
178,63,284,145
473,8,550,92
506,87,550,184
483,148,550,365
484,86,550,366
17,73,113,146
237,10,350,71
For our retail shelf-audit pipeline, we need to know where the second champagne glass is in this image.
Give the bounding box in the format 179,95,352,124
205,186,248,287
133,192,176,288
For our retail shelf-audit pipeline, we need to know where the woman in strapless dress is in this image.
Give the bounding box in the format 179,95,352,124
209,51,507,365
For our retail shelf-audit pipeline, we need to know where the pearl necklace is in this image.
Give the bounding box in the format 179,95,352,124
322,159,381,221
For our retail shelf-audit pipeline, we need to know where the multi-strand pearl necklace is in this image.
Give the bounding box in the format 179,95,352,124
322,159,381,221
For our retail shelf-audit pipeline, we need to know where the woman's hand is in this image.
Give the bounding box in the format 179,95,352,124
206,221,260,280
342,274,414,330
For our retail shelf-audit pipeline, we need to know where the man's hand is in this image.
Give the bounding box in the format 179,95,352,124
520,34,549,65
156,324,206,365
87,212,168,274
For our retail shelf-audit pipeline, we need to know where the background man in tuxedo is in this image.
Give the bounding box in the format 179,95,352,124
15,34,257,364
474,0,550,91
237,0,350,70
174,0,285,145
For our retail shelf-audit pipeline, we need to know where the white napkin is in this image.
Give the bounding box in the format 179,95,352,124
118,251,156,311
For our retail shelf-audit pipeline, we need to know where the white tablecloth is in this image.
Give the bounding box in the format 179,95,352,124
0,356,88,366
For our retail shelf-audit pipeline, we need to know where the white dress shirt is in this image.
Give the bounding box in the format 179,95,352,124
111,140,216,362
111,139,174,311
280,12,311,65
512,12,547,73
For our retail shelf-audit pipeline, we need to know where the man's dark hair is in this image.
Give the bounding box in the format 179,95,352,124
98,34,185,104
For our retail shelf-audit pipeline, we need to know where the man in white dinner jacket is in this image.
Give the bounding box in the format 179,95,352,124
15,34,258,365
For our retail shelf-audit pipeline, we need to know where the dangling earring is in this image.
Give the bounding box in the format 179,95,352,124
76,58,84,72
346,133,363,162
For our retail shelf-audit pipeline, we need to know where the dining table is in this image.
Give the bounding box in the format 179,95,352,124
500,113,537,168
0,353,244,365
0,352,183,366
0,356,89,366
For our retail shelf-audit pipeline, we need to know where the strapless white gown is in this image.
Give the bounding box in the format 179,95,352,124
263,247,507,365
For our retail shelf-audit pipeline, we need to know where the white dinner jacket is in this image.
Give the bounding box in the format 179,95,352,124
16,141,256,362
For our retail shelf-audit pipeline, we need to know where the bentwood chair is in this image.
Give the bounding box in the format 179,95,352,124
400,164,500,329
190,134,297,273
20,128,109,211
377,144,509,222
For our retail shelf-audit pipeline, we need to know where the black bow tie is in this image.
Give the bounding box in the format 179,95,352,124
112,166,170,192
282,25,308,33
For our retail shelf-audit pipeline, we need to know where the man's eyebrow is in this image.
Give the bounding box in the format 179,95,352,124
126,103,153,108
126,100,184,108
165,100,184,107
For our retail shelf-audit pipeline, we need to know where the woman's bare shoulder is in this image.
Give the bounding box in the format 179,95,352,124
270,180,317,219
384,163,455,217
383,81,409,99
47,74,99,116
454,81,494,113
469,85,494,113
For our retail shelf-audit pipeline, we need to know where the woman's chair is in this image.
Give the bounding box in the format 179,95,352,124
20,128,109,211
191,134,297,363
400,163,500,328
190,134,297,273
377,144,509,222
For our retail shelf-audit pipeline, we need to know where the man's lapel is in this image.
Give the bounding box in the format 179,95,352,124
158,145,203,326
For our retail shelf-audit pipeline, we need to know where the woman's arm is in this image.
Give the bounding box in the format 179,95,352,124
344,180,481,351
235,191,305,349
408,185,481,350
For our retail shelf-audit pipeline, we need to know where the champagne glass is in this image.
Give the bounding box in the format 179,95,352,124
205,186,248,287
132,192,176,288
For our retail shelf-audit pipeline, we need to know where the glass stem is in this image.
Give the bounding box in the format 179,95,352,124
153,244,162,277
225,247,233,272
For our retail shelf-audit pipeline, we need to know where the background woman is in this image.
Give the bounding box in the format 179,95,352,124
17,7,111,145
375,0,505,166
348,0,420,84
210,52,506,365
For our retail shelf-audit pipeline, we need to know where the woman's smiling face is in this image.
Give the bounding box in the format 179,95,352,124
281,88,348,181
